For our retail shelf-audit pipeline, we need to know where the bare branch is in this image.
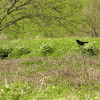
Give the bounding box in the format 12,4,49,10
0,15,29,31
7,0,31,14
7,0,19,14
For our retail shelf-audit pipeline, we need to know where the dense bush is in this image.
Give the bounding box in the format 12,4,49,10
9,47,31,58
82,44,99,56
40,43,54,56
0,47,13,59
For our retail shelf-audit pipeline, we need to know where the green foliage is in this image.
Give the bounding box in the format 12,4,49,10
81,0,100,37
0,0,85,38
40,43,54,56
1,0,99,38
0,37,99,58
0,47,13,59
0,82,34,100
0,82,100,100
0,37,100,99
82,44,99,56
9,47,31,58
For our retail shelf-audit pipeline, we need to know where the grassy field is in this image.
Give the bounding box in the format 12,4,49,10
0,37,100,100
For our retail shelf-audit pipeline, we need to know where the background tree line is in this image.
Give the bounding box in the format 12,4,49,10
0,0,100,38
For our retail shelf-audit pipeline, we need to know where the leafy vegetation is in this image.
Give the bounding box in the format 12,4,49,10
0,0,99,38
40,43,54,56
82,44,99,56
0,37,99,59
0,38,100,99
0,0,100,100
9,47,31,58
81,0,100,37
0,47,13,59
0,0,83,37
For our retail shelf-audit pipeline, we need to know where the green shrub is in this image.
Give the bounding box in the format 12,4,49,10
0,47,13,59
82,44,99,56
9,47,31,58
40,43,54,56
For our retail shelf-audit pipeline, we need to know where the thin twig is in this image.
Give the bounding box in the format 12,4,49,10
38,72,45,92
79,45,89,83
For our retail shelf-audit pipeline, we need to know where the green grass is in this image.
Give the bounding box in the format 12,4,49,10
0,37,100,100
1,82,100,100
0,37,99,58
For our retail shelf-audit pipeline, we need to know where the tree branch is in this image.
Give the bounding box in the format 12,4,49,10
0,15,29,31
7,0,19,14
7,0,31,14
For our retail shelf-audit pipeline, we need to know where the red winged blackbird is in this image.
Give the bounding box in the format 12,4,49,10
76,40,88,45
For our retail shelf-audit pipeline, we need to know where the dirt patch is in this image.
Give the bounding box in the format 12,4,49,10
0,55,100,85
87,67,100,81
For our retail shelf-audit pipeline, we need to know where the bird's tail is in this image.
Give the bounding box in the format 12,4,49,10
83,42,88,43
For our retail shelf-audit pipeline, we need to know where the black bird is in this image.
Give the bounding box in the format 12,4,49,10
76,40,88,45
